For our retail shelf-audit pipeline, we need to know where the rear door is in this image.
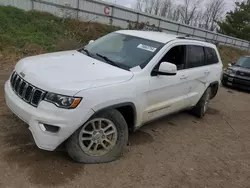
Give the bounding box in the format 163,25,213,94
184,45,210,106
204,47,222,84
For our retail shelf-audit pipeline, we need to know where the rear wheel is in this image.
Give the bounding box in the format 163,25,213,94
191,87,211,118
66,109,128,164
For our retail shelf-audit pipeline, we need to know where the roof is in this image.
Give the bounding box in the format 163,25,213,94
116,30,178,43
116,30,217,49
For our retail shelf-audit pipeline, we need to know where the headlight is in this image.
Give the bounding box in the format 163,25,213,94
226,69,236,75
45,93,82,109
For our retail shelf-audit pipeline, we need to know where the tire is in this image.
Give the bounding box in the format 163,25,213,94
191,87,211,118
66,109,128,164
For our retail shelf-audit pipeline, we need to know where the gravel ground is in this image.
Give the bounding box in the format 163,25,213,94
0,72,250,188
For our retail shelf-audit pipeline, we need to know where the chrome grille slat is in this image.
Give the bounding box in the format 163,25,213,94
10,73,16,87
13,74,18,90
14,77,21,92
24,86,34,102
31,89,45,106
10,72,46,107
29,88,36,105
22,82,28,98
18,81,26,98
10,72,15,83
17,79,23,94
38,92,46,104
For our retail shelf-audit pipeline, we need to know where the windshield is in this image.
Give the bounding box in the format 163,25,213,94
79,33,164,70
235,57,250,69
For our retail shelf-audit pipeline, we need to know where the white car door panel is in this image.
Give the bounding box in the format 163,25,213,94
143,44,189,123
184,45,210,106
143,43,212,123
145,71,190,122
184,66,210,106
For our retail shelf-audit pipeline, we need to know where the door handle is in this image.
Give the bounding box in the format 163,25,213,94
180,75,188,80
204,70,210,75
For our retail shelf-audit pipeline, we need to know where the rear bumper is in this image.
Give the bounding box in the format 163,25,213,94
5,80,94,151
222,74,250,91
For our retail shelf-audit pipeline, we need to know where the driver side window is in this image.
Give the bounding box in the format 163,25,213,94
159,45,186,70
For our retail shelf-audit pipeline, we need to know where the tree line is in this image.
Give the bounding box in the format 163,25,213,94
135,0,250,41
135,0,225,31
218,0,250,41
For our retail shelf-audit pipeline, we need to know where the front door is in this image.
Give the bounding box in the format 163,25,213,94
144,45,190,122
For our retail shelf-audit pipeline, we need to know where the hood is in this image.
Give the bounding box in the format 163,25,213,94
15,51,133,95
229,66,250,73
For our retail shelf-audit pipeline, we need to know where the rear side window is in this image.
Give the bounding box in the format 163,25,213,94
205,47,219,65
186,45,205,68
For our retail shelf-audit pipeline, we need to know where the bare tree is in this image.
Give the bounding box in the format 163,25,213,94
179,0,203,25
134,0,226,31
202,0,225,31
171,4,182,21
160,0,173,18
136,0,145,11
135,0,180,19
139,0,163,16
144,0,155,14
191,9,203,27
154,0,162,15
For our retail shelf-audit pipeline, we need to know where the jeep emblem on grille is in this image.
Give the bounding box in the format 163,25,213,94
20,72,25,77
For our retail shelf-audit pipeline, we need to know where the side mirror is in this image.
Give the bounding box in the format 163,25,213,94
153,62,177,76
88,40,95,45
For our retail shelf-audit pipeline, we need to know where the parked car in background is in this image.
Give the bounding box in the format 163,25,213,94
222,56,250,91
5,30,222,164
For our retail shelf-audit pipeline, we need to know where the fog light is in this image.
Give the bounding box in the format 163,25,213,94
39,123,60,133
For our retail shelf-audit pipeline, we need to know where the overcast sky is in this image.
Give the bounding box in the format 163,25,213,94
103,0,240,12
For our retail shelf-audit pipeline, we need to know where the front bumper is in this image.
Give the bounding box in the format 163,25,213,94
222,74,250,91
5,80,94,151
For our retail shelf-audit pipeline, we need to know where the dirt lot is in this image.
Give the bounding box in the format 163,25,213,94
0,71,250,188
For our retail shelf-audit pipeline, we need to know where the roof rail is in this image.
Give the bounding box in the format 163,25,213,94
176,35,219,45
176,34,191,39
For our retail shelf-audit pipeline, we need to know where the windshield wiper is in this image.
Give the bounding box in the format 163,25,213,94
80,48,92,57
96,53,121,68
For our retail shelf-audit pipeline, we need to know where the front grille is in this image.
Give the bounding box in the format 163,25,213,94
236,71,250,77
233,77,250,86
10,72,46,107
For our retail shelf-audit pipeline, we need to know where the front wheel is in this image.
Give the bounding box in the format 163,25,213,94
66,109,128,164
191,87,211,118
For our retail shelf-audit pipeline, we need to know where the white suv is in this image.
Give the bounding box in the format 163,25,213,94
5,30,222,163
